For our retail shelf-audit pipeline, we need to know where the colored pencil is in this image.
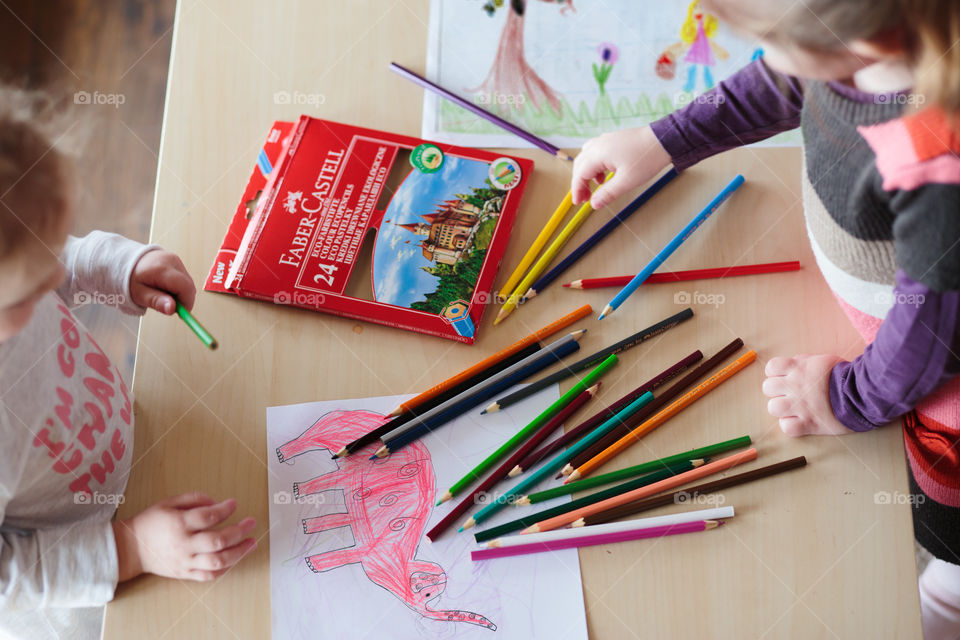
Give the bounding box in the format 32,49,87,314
472,520,722,560
576,456,807,527
440,354,617,501
508,350,702,477
524,169,679,299
378,332,584,446
485,506,734,548
567,350,757,479
483,307,693,414
459,391,654,531
426,385,600,541
335,343,542,458
494,174,613,326
524,448,758,533
389,62,572,161
521,458,701,506
599,174,745,320
383,304,592,420
526,435,751,501
374,337,583,458
498,191,574,302
472,460,700,542
562,337,745,475
176,302,217,350
564,260,801,290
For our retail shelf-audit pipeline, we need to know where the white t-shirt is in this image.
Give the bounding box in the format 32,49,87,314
0,231,156,640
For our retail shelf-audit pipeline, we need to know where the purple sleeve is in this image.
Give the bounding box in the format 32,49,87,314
650,58,805,170
829,270,960,431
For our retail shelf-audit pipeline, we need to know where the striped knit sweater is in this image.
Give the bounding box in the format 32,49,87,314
649,60,960,545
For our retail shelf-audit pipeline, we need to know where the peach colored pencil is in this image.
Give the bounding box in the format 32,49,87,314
566,350,757,479
524,447,758,533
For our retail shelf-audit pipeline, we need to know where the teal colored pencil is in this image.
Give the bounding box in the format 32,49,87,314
443,354,618,502
459,390,654,531
522,434,752,503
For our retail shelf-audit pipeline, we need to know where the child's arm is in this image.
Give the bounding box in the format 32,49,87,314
57,231,196,315
764,171,960,435
650,56,803,171
573,58,804,208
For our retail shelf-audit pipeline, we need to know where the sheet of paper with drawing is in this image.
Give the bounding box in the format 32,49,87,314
266,387,588,639
423,0,799,149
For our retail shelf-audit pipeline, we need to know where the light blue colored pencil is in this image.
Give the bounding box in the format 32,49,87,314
459,390,654,531
599,174,745,320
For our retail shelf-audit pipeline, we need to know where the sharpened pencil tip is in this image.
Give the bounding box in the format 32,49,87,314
560,464,573,476
332,447,347,459
460,518,476,531
485,403,500,414
508,466,522,477
438,491,452,505
525,289,537,299
562,283,570,288
557,150,574,162
479,408,488,415
598,304,614,320
521,525,539,534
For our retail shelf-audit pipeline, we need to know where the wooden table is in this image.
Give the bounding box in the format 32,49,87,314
103,1,922,637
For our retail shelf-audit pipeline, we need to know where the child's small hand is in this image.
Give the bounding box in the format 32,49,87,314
130,250,197,315
112,492,257,582
762,354,851,437
570,126,672,210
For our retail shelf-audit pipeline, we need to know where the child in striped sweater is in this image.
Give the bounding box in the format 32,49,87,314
571,1,960,637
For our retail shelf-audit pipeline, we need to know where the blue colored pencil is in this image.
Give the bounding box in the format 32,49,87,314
459,391,654,530
373,339,582,458
524,169,679,299
599,174,745,320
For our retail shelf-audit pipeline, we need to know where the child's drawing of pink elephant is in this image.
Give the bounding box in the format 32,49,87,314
276,409,496,630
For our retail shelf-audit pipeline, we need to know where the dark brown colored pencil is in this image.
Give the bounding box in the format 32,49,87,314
576,456,808,526
508,350,703,476
561,338,744,475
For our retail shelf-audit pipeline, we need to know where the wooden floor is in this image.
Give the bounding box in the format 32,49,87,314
0,0,176,379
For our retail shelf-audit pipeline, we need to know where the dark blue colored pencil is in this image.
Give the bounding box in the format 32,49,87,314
372,339,582,458
524,168,679,299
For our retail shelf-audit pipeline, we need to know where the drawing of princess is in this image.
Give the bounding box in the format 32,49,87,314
655,1,729,93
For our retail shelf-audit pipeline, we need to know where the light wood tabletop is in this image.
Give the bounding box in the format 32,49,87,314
103,1,922,638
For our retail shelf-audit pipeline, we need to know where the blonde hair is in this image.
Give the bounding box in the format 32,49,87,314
0,86,75,257
706,0,960,117
680,1,718,44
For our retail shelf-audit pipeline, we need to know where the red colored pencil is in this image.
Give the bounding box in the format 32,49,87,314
563,261,801,289
507,350,702,477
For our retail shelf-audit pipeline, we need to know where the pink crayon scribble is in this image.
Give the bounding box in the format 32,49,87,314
276,409,497,631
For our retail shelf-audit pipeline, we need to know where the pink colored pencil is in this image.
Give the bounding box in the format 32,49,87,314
563,261,801,289
470,519,720,560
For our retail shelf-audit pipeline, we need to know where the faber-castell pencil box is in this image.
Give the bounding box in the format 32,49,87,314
205,116,533,343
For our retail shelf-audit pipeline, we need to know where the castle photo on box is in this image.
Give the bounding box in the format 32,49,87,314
373,154,509,314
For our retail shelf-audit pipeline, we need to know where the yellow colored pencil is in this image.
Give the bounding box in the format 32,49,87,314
495,174,613,325
498,190,573,302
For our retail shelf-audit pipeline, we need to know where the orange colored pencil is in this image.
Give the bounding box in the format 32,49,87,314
386,304,593,416
566,350,757,479
525,448,758,533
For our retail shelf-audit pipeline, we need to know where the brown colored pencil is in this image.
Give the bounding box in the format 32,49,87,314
507,350,703,477
560,338,744,476
573,456,808,527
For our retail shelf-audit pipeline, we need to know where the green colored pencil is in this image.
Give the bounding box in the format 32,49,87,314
472,459,699,543
443,353,619,502
460,389,653,531
176,301,218,350
554,434,753,492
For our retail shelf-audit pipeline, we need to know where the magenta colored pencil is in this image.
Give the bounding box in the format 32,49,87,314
470,519,719,560
389,62,572,161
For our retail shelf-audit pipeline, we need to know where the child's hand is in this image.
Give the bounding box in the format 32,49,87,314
112,492,257,582
762,354,851,437
571,126,672,210
130,250,197,315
